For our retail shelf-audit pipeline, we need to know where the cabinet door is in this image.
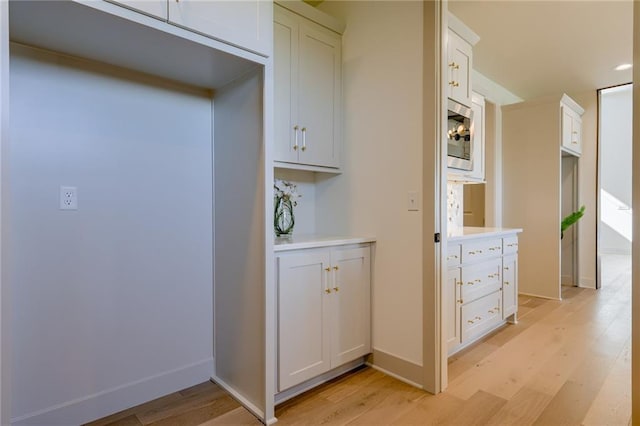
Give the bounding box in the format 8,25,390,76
168,0,271,56
447,30,472,107
446,267,462,353
277,251,332,391
107,0,167,19
502,254,518,319
561,107,582,156
297,21,341,168
274,6,299,163
329,246,371,366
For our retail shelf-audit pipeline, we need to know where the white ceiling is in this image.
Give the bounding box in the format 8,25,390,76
448,0,633,101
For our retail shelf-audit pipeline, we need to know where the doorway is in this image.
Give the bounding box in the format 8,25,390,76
598,84,632,289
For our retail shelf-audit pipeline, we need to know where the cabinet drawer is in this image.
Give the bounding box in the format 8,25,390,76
461,257,502,303
503,236,519,255
461,238,502,263
447,244,461,267
462,290,502,343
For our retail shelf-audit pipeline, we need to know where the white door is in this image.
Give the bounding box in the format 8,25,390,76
502,254,517,318
329,247,371,367
447,31,472,107
274,6,299,163
446,267,462,353
168,0,271,56
297,21,340,168
277,251,331,390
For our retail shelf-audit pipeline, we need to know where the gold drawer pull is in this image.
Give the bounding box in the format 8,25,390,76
325,288,331,294
467,320,474,324
488,309,495,314
324,267,331,272
504,266,510,271
475,279,481,283
333,287,339,292
449,81,460,87
467,281,475,286
333,266,339,271
448,62,459,69
457,299,464,304
504,281,510,286
475,316,482,320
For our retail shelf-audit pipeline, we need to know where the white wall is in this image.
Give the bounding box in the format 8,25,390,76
599,85,632,255
9,46,214,424
316,1,425,368
571,91,598,289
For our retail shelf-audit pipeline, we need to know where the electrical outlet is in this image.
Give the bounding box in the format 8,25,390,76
60,186,78,210
408,191,419,211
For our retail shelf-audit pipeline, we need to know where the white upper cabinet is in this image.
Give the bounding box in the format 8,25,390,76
107,0,168,19
168,0,272,56
274,3,342,171
108,0,272,56
447,13,479,109
447,30,472,108
561,95,584,157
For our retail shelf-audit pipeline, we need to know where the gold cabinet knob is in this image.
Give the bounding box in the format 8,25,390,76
324,267,331,272
504,281,510,286
325,288,332,294
333,287,339,292
457,299,464,304
504,266,510,271
333,266,339,271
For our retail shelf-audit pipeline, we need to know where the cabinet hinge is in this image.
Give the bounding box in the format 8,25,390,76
434,233,441,243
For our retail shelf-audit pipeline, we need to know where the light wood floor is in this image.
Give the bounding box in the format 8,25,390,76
88,255,631,426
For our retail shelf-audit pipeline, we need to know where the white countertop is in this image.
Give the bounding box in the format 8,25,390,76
448,226,523,242
274,234,376,252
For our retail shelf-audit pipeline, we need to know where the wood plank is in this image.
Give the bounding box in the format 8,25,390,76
486,387,552,426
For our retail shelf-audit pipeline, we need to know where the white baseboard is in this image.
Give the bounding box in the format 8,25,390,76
211,374,265,423
12,358,213,426
579,277,596,289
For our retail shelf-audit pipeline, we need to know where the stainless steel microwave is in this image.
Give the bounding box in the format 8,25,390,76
447,99,473,171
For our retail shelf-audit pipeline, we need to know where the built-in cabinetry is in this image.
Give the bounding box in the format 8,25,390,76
274,2,343,172
561,95,584,157
447,30,472,108
108,0,272,56
447,14,483,182
503,94,584,300
446,229,521,355
275,237,373,397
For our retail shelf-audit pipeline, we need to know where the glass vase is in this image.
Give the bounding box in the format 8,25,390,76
274,196,295,237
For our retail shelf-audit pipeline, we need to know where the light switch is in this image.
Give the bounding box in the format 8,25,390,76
408,191,419,211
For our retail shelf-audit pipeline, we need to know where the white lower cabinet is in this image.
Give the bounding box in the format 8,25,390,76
448,230,520,355
277,244,371,391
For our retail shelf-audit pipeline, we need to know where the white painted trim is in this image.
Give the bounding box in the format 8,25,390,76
0,0,7,423
366,363,423,390
561,93,585,115
211,374,265,422
578,278,597,289
274,359,364,405
448,321,508,356
12,359,214,425
263,58,276,424
447,12,479,46
472,70,523,106
274,162,342,174
519,291,562,301
275,0,345,35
